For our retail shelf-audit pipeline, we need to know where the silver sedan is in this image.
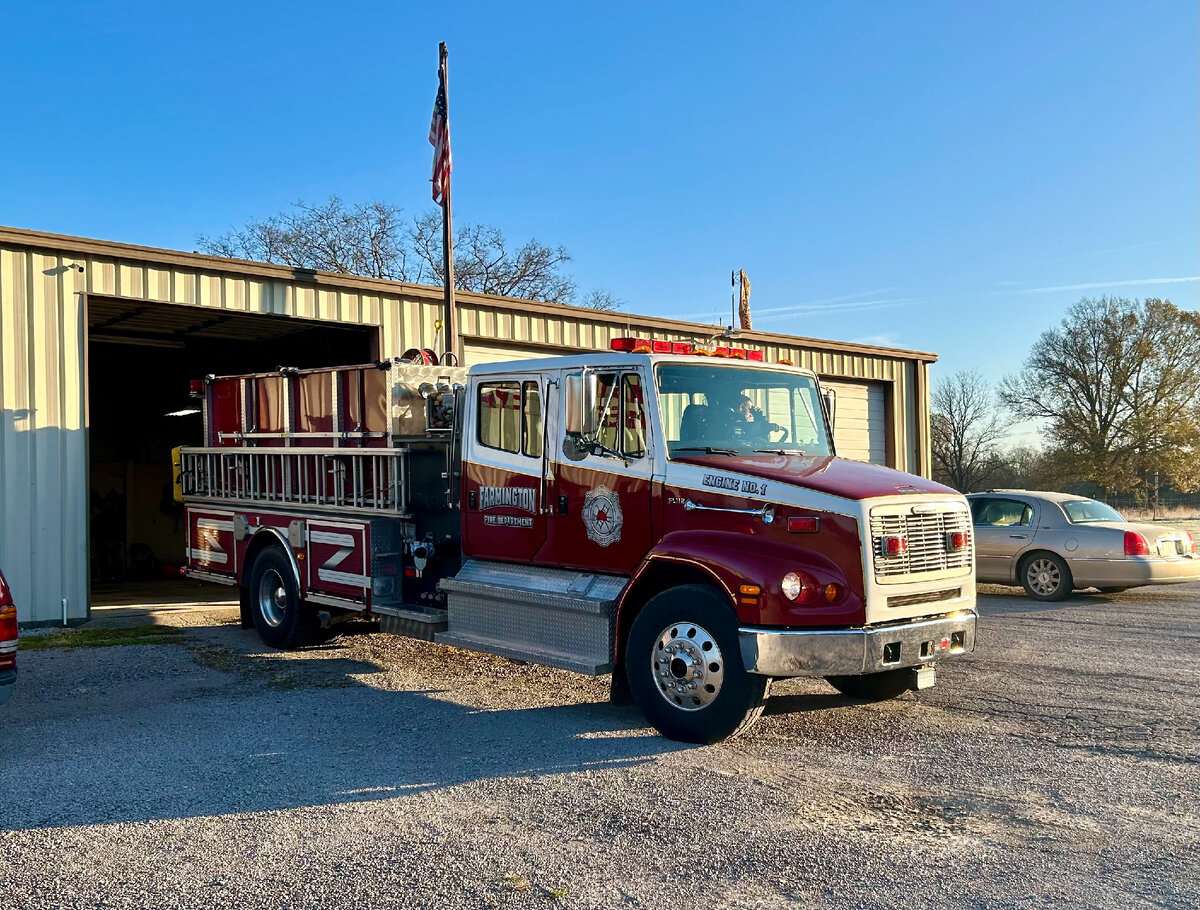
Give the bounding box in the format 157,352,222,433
966,491,1199,601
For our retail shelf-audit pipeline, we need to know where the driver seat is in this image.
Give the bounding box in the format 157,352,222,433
679,404,709,442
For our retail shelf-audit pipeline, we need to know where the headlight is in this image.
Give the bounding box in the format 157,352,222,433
781,572,803,601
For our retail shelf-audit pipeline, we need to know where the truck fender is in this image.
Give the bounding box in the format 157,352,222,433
240,527,304,605
614,530,861,667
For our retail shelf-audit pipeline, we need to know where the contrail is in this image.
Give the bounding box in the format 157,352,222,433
1018,276,1199,294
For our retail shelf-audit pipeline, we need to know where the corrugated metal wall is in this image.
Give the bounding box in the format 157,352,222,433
0,227,933,623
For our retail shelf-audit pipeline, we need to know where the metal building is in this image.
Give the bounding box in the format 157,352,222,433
0,226,935,624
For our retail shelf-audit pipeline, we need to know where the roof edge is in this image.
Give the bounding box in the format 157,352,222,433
0,224,938,363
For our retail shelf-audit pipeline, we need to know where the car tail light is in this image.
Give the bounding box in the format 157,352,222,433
0,603,17,672
882,535,908,556
945,530,969,551
1124,531,1150,556
1185,532,1196,554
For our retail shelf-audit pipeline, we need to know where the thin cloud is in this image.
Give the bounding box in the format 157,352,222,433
1018,276,1199,294
755,300,914,325
676,287,895,322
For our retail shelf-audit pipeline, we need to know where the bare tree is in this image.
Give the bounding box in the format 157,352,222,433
1001,297,1200,496
199,197,422,281
931,370,1011,492
578,288,625,312
410,211,576,302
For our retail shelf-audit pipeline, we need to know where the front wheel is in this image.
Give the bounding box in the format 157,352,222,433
249,547,316,649
825,669,913,701
625,584,771,744
1021,552,1073,602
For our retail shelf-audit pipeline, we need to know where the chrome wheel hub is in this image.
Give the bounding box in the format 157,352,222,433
1027,558,1060,595
258,569,288,628
652,622,724,711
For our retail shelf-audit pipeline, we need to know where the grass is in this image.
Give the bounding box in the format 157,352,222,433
19,624,184,650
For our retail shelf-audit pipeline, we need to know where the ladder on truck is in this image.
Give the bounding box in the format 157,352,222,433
177,447,410,516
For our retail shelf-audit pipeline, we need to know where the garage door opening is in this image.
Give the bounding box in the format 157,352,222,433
86,297,378,607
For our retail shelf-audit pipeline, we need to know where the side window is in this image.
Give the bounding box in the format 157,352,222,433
973,498,1033,527
522,381,543,458
623,374,646,457
478,381,522,455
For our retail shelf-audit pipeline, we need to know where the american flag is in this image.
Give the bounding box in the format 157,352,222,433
429,51,451,206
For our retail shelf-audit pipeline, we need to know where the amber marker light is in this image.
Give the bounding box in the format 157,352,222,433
739,584,761,595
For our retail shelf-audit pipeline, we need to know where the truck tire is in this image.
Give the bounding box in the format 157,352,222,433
248,547,316,649
824,669,913,701
625,584,771,744
1020,552,1073,602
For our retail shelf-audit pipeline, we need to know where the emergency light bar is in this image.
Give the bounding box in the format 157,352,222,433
610,338,764,361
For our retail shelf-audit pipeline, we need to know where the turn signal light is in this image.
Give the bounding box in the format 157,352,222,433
882,535,908,556
1124,531,1150,556
823,583,844,603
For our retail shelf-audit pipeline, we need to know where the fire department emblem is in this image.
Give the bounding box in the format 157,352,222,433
582,485,623,547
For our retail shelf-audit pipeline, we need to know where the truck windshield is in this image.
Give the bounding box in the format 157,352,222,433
655,363,833,458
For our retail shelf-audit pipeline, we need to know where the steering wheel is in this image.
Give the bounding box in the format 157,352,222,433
769,424,789,443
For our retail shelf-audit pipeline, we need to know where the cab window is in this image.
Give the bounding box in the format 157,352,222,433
478,381,543,458
575,371,646,459
971,498,1033,527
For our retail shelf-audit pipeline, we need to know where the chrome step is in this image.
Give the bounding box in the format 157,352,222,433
377,605,448,641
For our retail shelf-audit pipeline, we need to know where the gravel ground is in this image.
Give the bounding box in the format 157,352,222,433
1,581,1197,909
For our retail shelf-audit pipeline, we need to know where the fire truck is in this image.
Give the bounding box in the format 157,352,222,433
178,339,977,743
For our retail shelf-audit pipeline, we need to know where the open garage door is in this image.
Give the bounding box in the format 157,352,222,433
824,380,888,465
87,297,378,599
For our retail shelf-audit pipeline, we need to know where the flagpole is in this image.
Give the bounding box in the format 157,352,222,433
439,41,457,363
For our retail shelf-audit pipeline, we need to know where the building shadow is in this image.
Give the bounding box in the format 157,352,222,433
0,645,690,832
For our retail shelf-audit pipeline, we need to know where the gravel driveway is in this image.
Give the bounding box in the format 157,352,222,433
2,582,1197,910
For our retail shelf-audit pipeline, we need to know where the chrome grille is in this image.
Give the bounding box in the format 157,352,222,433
870,506,973,578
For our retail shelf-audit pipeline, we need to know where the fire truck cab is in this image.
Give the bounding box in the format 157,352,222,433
180,343,977,743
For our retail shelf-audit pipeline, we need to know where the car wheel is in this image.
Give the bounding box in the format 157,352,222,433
249,547,316,649
1021,552,1073,602
625,584,771,744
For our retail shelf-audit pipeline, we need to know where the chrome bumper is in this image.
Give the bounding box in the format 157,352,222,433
739,611,978,677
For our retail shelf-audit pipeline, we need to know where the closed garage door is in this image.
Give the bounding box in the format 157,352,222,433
463,342,558,368
824,380,887,465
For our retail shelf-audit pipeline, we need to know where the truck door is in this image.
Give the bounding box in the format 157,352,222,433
462,375,550,561
535,368,654,573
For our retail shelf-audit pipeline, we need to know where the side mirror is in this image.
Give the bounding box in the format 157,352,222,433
565,371,600,440
821,388,837,435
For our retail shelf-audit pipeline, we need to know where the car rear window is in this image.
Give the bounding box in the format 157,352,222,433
1061,499,1125,523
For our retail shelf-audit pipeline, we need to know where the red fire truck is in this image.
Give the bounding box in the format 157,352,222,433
179,340,977,742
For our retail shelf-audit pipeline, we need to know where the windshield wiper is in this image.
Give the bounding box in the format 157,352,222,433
753,448,801,455
672,446,739,456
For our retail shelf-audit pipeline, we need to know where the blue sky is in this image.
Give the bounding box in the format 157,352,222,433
2,1,1196,403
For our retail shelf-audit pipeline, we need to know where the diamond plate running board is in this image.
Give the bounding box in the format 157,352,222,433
437,560,628,675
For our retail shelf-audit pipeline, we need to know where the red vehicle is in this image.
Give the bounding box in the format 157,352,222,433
179,342,977,742
0,568,17,707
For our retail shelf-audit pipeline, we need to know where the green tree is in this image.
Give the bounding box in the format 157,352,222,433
931,370,1011,491
1001,297,1200,496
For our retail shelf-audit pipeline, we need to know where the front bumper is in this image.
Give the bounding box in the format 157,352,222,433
739,611,977,677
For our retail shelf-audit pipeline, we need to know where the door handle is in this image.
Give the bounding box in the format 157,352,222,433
1009,534,1027,539
558,494,569,515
